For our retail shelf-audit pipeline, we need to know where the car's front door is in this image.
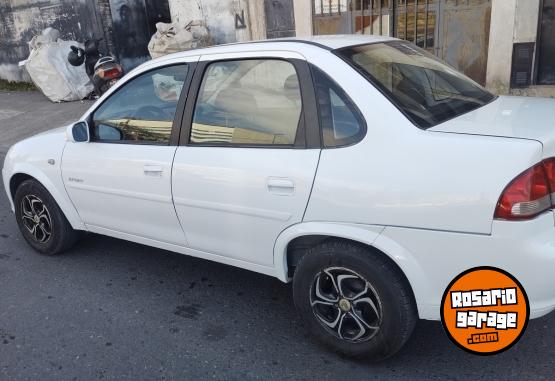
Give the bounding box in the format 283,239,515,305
62,60,196,246
172,53,321,268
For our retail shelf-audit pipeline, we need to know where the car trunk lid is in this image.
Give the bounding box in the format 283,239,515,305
430,96,555,158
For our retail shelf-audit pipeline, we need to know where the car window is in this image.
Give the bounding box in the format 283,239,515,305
311,66,366,148
190,59,302,146
92,64,188,144
336,41,495,129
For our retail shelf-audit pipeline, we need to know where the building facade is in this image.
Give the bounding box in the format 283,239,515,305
0,0,113,82
487,0,555,97
294,0,555,96
0,0,294,82
1,0,553,98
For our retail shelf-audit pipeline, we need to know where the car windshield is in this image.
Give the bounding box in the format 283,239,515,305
336,41,496,129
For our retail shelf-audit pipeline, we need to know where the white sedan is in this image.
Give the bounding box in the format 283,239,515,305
3,35,555,359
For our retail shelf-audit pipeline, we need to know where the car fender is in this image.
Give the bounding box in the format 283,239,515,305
3,128,86,232
5,162,86,231
371,230,433,319
273,221,431,319
273,222,385,282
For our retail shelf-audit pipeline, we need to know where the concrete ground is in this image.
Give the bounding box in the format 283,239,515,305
0,90,554,380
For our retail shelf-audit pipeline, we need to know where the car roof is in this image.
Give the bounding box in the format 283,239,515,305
146,35,397,65
287,34,398,49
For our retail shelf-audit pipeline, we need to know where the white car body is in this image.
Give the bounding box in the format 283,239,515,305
3,35,555,322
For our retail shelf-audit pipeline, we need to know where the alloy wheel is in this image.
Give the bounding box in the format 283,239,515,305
310,267,382,342
20,194,52,244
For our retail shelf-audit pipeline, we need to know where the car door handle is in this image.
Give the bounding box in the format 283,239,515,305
144,164,164,176
267,178,295,195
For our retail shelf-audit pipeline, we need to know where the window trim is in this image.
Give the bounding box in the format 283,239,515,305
88,62,197,146
179,57,320,149
309,64,367,149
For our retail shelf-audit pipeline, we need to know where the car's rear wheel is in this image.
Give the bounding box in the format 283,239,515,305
14,179,79,255
292,240,417,360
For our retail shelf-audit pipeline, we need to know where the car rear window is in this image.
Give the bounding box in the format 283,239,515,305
336,41,496,129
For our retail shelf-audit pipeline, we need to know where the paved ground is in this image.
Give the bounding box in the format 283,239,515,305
0,90,554,380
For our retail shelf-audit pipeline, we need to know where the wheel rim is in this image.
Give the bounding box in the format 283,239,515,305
310,267,382,343
20,194,52,244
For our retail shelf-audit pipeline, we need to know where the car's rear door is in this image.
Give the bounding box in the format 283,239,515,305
172,51,321,267
62,57,197,246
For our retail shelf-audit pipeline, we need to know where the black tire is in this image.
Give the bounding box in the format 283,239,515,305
14,179,79,255
292,240,417,360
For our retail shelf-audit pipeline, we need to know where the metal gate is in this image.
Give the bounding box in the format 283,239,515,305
393,0,439,54
537,0,555,85
313,0,491,84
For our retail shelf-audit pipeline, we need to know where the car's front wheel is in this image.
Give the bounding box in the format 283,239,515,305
292,240,417,360
14,179,79,255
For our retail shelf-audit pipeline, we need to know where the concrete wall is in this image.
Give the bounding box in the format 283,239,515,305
0,0,110,82
168,0,266,44
514,0,541,43
485,0,518,94
0,0,269,83
294,0,552,97
485,0,555,96
293,0,312,37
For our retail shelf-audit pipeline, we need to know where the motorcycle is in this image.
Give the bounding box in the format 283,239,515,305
68,38,123,96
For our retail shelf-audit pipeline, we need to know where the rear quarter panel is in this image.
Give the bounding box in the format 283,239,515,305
302,50,543,234
306,129,542,234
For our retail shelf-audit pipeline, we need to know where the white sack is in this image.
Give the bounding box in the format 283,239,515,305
186,20,212,46
25,28,93,102
148,21,212,59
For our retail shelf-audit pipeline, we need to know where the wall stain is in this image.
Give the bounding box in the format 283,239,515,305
0,0,108,81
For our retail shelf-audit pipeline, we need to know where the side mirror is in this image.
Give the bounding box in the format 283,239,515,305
67,121,90,143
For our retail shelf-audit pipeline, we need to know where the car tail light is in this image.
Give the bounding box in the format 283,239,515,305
494,159,555,220
98,66,122,80
542,158,555,204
